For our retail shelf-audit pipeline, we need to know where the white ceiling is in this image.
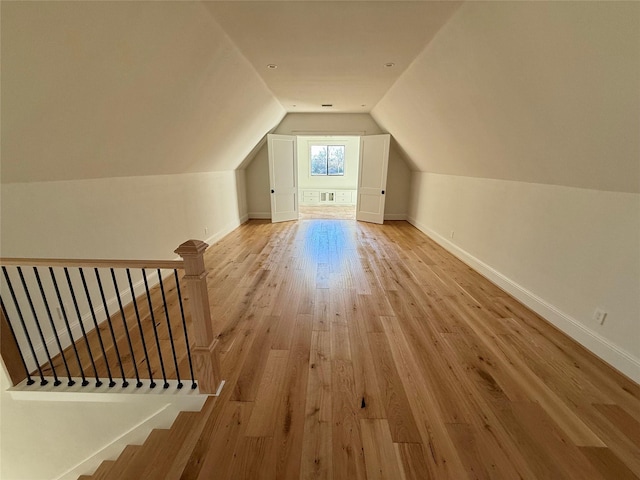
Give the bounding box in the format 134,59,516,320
203,1,462,113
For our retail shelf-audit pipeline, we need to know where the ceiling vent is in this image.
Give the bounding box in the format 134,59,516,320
321,104,333,107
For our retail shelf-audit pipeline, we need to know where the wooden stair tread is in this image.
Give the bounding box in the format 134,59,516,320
138,410,203,480
99,444,141,480
110,429,171,480
90,460,115,480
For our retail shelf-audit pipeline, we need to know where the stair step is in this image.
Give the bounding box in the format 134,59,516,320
138,410,203,480
163,397,220,480
99,444,141,480
91,460,115,480
111,428,171,480
81,397,217,480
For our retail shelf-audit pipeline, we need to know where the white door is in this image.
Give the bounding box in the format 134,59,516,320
356,134,390,224
268,134,299,223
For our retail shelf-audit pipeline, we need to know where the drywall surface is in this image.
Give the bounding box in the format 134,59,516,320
275,113,384,136
297,136,360,190
1,1,284,182
245,145,272,219
0,366,160,480
373,1,640,193
246,114,411,219
385,144,411,219
408,172,640,381
0,171,242,260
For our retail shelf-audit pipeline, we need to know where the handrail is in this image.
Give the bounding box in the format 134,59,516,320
0,257,183,270
0,239,222,395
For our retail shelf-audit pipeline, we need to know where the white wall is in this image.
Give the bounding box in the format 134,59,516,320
1,1,285,182
0,365,205,480
1,172,243,260
244,113,412,219
297,136,359,191
373,2,639,193
373,2,640,380
0,171,245,477
408,173,640,381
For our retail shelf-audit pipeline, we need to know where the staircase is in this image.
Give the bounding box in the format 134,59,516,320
78,396,218,480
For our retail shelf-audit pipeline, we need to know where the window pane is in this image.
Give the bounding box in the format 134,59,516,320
311,146,328,175
327,145,345,175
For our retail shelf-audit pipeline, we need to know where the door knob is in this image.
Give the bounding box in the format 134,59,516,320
381,190,385,195
271,189,275,194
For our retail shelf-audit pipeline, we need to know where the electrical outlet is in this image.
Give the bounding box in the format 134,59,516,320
450,230,455,239
204,227,209,236
593,308,607,325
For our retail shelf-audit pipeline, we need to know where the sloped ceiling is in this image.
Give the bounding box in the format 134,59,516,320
1,1,285,183
204,1,461,113
372,1,640,194
3,1,637,193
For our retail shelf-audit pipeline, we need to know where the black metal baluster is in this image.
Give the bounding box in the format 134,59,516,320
158,269,182,388
143,269,169,388
127,269,155,388
0,296,35,385
2,267,46,385
33,268,72,386
79,268,113,387
16,267,59,385
95,269,127,387
56,268,91,386
174,270,196,389
111,269,141,388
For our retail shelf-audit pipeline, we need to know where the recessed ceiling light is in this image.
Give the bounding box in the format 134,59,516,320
384,62,395,68
267,64,278,69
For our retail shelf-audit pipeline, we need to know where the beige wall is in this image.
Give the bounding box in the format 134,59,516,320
373,1,639,193
245,113,412,219
1,1,285,183
408,173,640,381
0,172,244,260
373,1,640,379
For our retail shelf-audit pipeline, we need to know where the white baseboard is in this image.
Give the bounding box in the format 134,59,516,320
384,213,407,221
248,212,272,220
407,216,640,384
239,213,250,224
203,218,244,246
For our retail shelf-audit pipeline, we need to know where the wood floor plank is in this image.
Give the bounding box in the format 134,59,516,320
580,447,640,480
67,219,640,480
300,329,333,479
331,359,367,480
244,349,289,437
272,313,313,479
360,418,405,480
367,331,422,443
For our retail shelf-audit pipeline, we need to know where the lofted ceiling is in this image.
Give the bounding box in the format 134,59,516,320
203,1,462,113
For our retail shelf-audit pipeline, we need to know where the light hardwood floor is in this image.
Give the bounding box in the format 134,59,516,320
299,205,356,220
85,219,640,479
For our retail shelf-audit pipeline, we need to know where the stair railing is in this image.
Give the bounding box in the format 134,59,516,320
0,240,222,395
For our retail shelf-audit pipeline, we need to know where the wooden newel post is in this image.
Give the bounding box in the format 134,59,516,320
175,239,222,394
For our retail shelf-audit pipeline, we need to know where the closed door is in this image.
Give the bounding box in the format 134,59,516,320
268,134,299,223
356,134,390,224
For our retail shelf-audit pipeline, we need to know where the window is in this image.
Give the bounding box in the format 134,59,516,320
310,145,345,176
